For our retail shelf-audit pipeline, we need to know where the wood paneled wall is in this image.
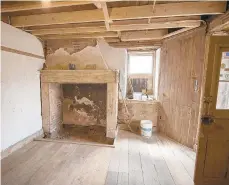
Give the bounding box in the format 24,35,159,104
158,27,206,148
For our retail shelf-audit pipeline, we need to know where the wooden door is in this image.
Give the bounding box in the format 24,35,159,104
194,36,229,185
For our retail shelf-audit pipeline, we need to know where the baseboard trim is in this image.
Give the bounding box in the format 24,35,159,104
1,129,44,159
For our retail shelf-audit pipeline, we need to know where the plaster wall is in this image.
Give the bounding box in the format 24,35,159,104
1,22,44,151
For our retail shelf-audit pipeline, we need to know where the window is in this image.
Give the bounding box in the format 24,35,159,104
127,53,154,99
216,51,229,109
128,54,153,74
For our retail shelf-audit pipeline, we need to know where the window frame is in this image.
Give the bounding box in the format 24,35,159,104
128,52,154,75
127,51,156,95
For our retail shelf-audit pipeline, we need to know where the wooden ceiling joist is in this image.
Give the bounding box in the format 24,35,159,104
163,27,197,39
11,9,105,27
10,1,225,27
101,2,111,30
105,37,120,43
93,2,102,9
1,1,93,13
40,31,118,40
30,20,201,37
24,22,106,31
110,20,202,31
30,20,200,36
25,15,200,31
109,40,161,49
1,0,124,13
29,15,201,36
30,27,107,36
110,1,226,20
121,29,168,41
208,11,229,33
127,48,155,53
112,15,201,26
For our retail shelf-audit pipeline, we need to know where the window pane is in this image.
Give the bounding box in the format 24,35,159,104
129,55,152,74
216,51,229,109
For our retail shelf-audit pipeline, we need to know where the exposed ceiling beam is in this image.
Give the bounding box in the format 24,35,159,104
29,19,201,36
121,29,168,41
30,20,201,37
25,22,106,31
110,20,202,31
31,27,107,36
127,48,155,53
40,32,118,40
208,11,229,33
101,2,111,31
109,40,162,49
1,0,125,13
1,1,93,13
11,9,105,27
112,15,201,26
105,37,120,43
11,1,225,27
162,27,198,39
110,1,226,20
93,2,102,9
25,15,200,31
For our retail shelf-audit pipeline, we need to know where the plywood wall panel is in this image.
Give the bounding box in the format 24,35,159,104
158,27,206,148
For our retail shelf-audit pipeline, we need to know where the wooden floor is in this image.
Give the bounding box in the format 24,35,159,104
1,130,196,185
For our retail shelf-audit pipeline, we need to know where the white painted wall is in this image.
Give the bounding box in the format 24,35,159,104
1,22,44,151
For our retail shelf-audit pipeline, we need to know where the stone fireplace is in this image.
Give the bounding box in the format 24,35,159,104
40,70,119,139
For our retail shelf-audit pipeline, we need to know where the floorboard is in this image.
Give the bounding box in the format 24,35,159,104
156,135,194,185
1,130,196,185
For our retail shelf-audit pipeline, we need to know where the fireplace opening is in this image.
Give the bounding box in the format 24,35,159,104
43,83,114,145
62,84,107,127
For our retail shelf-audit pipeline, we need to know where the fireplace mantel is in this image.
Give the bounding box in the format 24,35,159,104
40,70,119,139
40,70,119,84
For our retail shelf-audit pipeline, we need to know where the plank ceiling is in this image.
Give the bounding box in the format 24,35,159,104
1,1,228,50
